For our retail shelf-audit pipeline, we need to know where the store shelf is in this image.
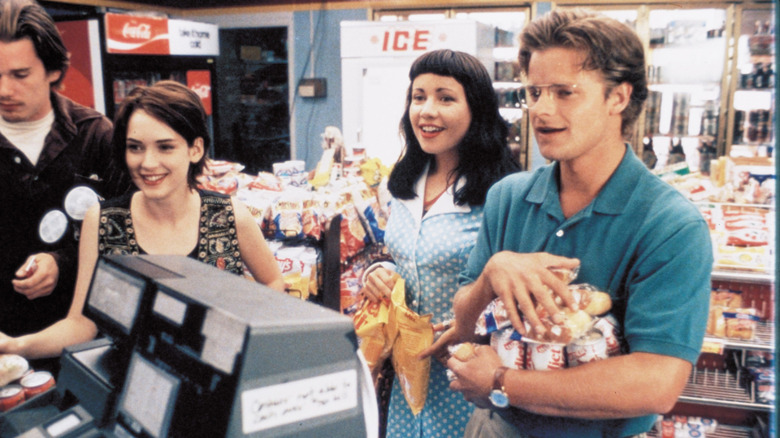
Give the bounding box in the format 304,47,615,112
679,364,773,411
648,424,752,437
703,321,775,352
711,270,774,285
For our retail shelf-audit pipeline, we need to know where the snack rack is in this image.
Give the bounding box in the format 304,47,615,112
681,343,773,410
660,269,775,438
648,424,756,437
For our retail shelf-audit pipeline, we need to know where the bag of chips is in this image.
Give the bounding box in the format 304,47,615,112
389,279,433,416
354,296,394,374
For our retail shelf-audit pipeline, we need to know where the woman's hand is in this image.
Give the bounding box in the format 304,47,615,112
361,267,399,303
419,325,458,365
0,331,20,355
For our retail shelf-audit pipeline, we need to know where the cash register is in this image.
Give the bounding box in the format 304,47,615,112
2,255,372,438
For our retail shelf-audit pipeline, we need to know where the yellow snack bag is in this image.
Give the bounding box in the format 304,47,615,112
310,147,335,188
359,157,391,188
390,279,433,416
353,296,394,373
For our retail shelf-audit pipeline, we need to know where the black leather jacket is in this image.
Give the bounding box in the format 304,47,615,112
0,92,129,337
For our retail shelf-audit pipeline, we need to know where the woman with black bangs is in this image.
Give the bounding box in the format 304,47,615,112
361,49,520,438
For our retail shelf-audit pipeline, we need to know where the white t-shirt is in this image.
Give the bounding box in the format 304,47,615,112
0,111,55,165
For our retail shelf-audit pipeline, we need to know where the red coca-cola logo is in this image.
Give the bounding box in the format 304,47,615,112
190,84,211,99
105,13,169,55
122,22,152,40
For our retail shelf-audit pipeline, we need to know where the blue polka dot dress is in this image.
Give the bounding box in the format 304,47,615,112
384,175,482,438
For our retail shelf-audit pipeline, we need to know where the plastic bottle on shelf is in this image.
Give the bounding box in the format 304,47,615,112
667,137,686,165
641,136,657,170
765,64,774,89
697,137,716,175
746,110,761,143
700,100,719,137
670,93,690,137
749,20,773,56
753,63,765,89
732,110,745,145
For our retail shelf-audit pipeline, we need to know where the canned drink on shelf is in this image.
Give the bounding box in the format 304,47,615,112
659,417,675,438
524,341,565,370
733,110,746,144
20,371,55,399
0,385,26,412
566,328,609,367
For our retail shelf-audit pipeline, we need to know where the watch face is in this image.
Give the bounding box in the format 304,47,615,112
489,389,509,408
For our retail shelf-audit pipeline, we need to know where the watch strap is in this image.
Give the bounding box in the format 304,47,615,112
493,366,509,392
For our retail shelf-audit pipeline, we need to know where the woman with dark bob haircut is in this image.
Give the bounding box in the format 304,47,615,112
391,49,520,205
0,81,283,360
111,80,210,190
361,49,520,437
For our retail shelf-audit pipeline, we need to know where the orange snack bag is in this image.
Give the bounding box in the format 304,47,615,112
354,297,394,374
389,279,433,416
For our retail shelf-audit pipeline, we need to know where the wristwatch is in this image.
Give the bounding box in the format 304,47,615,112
489,366,510,408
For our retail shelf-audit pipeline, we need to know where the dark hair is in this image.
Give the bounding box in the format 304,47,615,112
518,8,648,139
390,49,520,206
112,80,209,189
0,0,69,88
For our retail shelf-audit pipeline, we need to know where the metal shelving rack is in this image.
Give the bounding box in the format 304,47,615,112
681,321,774,411
704,320,775,351
649,424,753,438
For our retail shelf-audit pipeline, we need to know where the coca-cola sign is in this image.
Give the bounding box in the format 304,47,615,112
104,14,218,56
187,70,212,115
122,22,152,40
105,13,169,55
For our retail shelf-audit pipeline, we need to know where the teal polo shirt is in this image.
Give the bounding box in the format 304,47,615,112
460,145,713,438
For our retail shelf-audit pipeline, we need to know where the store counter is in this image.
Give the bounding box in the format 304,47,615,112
1,255,373,438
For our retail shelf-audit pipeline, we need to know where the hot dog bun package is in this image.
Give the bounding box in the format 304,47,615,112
476,267,624,370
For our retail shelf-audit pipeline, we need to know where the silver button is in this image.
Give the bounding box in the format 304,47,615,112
556,229,564,237
13,156,21,164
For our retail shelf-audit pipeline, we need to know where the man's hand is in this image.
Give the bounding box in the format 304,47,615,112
12,253,59,300
419,325,458,365
480,252,579,338
447,344,504,409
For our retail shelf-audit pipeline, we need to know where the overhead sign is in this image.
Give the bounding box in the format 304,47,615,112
340,20,483,58
104,13,219,56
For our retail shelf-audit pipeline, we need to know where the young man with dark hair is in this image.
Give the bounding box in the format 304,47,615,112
0,0,126,349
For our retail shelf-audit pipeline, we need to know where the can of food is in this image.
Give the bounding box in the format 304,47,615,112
0,385,26,412
524,341,565,370
566,328,608,367
491,328,525,370
660,418,675,438
593,315,622,356
20,371,55,399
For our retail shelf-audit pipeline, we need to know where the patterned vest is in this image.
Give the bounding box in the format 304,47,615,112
97,190,244,275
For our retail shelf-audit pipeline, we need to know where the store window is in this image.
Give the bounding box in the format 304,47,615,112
215,27,290,174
